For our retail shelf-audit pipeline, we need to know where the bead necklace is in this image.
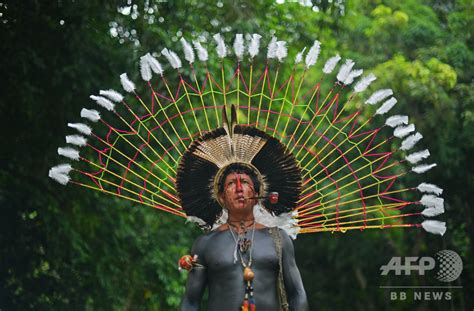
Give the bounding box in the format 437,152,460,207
229,221,256,310
228,219,255,253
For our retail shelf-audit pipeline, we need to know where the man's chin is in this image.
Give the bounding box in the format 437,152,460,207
230,203,251,210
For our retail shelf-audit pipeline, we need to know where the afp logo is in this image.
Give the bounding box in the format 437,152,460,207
380,250,463,282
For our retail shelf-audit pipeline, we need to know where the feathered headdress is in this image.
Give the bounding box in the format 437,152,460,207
176,105,301,228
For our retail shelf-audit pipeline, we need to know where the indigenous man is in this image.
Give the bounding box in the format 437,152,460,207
176,106,307,310
178,165,308,310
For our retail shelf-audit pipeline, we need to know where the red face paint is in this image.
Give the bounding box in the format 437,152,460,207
236,173,242,191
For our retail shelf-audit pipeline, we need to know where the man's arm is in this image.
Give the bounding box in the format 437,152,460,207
281,230,309,311
178,235,207,311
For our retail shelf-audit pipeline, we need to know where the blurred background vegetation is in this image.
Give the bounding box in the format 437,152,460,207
0,0,473,310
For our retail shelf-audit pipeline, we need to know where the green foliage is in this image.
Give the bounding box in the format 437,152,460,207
0,0,473,310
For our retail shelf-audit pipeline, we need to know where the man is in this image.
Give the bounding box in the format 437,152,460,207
178,164,309,310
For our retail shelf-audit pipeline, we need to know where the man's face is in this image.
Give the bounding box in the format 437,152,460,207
219,172,257,213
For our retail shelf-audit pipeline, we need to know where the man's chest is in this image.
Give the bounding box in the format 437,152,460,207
203,230,279,273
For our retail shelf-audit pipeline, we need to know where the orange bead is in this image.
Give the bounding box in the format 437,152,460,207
243,267,254,281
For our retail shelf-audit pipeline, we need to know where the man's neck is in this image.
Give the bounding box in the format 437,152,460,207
227,209,254,224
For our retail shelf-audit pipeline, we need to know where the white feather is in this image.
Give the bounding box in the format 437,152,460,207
248,33,262,59
233,34,244,60
211,209,229,231
139,55,152,81
54,173,71,185
80,108,101,122
294,47,306,64
48,164,72,185
354,73,376,93
417,183,443,195
323,54,341,74
286,226,301,240
48,170,70,185
68,123,92,135
267,36,278,59
420,194,444,209
50,163,72,174
421,220,446,236
145,53,164,75
120,73,135,93
161,48,182,69
394,123,415,138
99,89,123,102
180,38,195,64
336,59,354,83
365,89,393,105
343,69,363,85
213,33,227,59
48,169,68,184
276,41,288,62
89,95,115,111
58,147,80,161
422,207,444,217
400,132,423,151
305,40,321,68
375,97,397,115
406,149,430,164
66,135,87,147
186,216,208,227
253,204,299,239
193,41,209,62
412,163,437,174
385,115,408,128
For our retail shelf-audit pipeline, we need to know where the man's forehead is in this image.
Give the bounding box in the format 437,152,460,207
224,172,252,181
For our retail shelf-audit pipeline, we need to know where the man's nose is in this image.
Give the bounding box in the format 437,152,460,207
235,174,242,192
